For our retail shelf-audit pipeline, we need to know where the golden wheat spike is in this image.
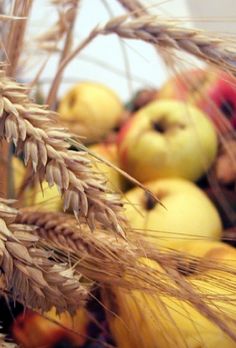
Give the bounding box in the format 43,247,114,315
0,70,126,237
102,15,236,74
0,198,89,313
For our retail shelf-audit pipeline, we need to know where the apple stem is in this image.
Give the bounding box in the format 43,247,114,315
144,192,157,210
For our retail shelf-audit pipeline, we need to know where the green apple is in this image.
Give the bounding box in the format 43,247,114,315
124,178,222,248
117,100,218,182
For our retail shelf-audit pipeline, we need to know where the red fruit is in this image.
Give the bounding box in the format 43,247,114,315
12,308,89,348
159,68,236,133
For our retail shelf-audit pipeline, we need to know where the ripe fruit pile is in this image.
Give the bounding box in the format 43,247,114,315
12,71,236,347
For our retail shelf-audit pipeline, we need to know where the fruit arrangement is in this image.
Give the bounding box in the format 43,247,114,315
1,1,236,348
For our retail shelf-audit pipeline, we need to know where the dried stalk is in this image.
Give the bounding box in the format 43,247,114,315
0,69,126,236
101,15,236,74
36,0,77,47
31,0,80,105
46,27,99,107
47,0,79,108
4,0,32,76
0,198,88,313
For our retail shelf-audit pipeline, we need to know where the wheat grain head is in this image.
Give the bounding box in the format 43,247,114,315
0,69,126,237
0,198,89,313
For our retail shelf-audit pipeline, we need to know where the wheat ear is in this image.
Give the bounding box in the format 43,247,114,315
102,15,236,74
0,198,89,313
0,69,126,236
16,210,140,286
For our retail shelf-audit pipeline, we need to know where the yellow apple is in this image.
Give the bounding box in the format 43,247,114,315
103,243,236,348
117,100,218,182
11,156,25,194
58,81,124,144
24,181,62,212
124,178,222,248
10,157,62,211
88,142,124,192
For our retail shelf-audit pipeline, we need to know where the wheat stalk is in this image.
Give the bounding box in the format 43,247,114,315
0,69,126,236
101,15,236,74
4,0,32,76
0,198,89,313
36,0,78,52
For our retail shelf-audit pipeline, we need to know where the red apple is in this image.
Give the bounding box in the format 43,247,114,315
159,68,236,133
12,308,89,348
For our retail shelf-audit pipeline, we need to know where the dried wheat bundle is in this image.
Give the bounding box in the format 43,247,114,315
0,198,89,313
14,210,236,341
102,15,236,74
0,69,126,236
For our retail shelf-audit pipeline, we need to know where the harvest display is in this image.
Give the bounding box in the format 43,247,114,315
0,1,236,348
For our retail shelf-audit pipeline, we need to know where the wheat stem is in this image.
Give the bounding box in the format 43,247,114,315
46,27,99,107
38,0,80,107
5,0,32,76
